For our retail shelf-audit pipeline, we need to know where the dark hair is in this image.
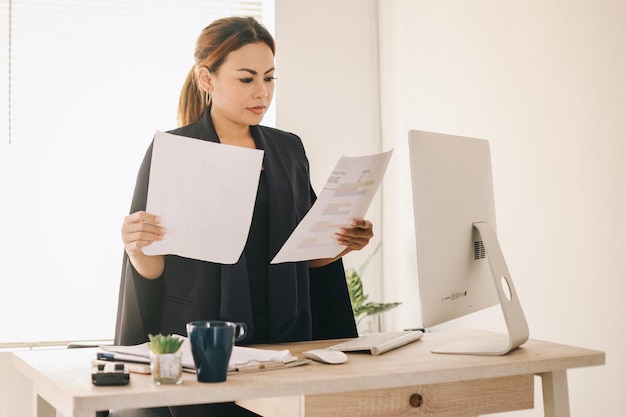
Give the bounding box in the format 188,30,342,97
177,16,276,126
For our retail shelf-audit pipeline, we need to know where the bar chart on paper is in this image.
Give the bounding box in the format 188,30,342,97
271,150,393,263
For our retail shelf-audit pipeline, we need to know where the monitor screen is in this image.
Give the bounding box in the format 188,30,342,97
408,130,528,355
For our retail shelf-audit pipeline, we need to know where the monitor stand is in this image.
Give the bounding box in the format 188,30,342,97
432,221,529,356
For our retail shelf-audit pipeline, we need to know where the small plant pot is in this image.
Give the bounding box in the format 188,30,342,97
150,351,183,385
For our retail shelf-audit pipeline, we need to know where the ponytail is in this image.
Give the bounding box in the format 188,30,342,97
177,66,207,127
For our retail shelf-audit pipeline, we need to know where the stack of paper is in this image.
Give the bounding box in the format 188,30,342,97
99,336,297,372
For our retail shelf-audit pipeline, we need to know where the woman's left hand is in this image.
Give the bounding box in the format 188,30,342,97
335,219,374,251
309,219,374,268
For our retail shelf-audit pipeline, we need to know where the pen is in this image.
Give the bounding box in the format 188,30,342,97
97,352,116,361
96,352,151,364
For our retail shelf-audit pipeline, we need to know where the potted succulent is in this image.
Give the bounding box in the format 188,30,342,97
148,333,184,385
345,243,401,328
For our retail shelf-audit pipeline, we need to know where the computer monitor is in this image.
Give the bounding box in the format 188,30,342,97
408,130,529,355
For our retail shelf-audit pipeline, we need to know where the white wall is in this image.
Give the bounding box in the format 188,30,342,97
275,0,386,308
377,1,623,416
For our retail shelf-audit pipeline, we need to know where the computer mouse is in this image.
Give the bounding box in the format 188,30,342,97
303,349,348,364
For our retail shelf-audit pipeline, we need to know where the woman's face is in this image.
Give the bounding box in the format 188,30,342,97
207,42,275,128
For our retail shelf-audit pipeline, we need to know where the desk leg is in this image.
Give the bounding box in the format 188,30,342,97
36,393,89,417
539,370,570,417
35,394,57,417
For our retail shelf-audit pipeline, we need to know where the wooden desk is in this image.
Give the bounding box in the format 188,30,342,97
12,331,604,417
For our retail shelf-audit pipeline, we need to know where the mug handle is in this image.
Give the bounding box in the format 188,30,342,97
234,322,247,342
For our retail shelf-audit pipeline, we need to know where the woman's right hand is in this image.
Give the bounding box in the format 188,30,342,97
121,211,165,279
121,211,165,256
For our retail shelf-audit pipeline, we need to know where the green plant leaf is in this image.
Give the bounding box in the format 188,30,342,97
357,302,402,316
344,242,401,323
345,267,369,316
147,333,184,354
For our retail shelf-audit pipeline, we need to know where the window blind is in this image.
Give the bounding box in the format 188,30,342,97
0,0,271,344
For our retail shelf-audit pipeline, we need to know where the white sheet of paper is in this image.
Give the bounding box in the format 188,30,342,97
271,150,393,264
142,131,264,264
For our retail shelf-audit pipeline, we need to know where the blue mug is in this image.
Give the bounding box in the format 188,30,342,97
186,320,247,383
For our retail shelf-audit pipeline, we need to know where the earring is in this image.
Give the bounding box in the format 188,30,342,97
205,90,211,106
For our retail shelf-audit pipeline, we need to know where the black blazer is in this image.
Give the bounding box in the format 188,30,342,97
114,111,357,345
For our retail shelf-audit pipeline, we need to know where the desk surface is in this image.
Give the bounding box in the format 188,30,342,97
13,330,605,417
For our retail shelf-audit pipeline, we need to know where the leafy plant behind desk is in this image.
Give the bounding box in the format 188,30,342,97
345,242,401,325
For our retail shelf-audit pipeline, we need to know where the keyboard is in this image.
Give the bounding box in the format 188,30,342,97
327,330,424,356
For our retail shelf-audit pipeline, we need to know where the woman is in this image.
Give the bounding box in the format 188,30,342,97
115,16,373,417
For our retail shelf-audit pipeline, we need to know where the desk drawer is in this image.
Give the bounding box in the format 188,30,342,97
239,374,533,417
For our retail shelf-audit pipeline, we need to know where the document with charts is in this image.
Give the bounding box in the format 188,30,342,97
271,150,393,264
